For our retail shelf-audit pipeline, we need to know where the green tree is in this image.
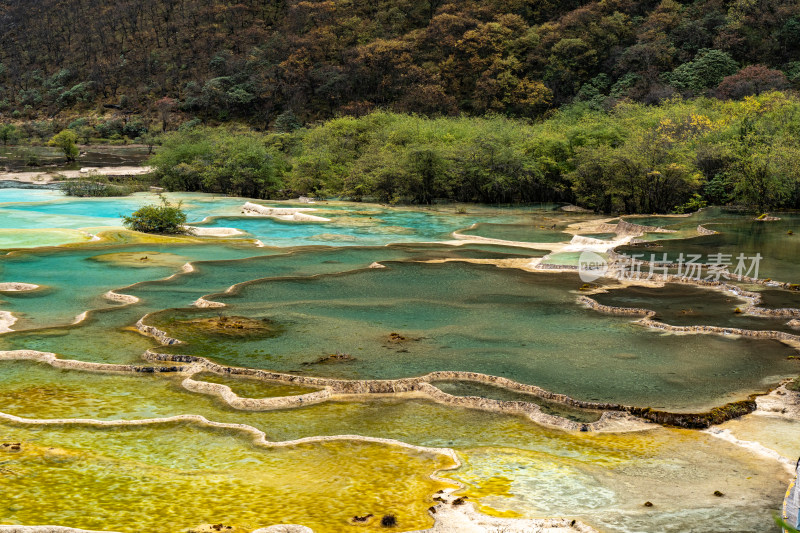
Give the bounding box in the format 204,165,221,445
667,49,738,93
149,127,283,198
728,134,797,211
0,124,19,145
48,129,80,161
122,198,187,234
274,110,302,133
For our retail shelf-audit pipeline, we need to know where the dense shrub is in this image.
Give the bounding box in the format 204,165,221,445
122,199,187,234
146,92,800,212
60,178,143,197
150,127,282,198
48,129,79,161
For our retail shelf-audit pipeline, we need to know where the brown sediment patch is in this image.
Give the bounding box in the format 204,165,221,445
386,332,409,343
188,524,248,533
301,352,356,365
89,251,188,269
167,315,279,338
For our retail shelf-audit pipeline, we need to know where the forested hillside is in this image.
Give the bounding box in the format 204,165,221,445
149,94,800,212
0,0,798,123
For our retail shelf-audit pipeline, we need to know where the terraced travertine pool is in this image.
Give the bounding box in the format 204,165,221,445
0,191,797,533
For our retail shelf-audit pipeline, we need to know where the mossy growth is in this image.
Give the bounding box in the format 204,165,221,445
629,399,757,428
172,315,280,338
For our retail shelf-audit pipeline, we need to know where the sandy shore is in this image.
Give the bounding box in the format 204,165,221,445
0,166,152,184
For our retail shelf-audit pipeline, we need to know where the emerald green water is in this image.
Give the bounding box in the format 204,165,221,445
0,242,279,329
617,212,800,283
0,189,796,533
592,283,800,334
147,262,797,410
458,221,572,242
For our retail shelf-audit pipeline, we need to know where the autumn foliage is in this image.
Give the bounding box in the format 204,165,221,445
0,0,797,124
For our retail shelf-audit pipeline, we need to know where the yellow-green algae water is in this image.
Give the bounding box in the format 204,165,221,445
0,189,797,532
0,360,790,532
0,421,453,532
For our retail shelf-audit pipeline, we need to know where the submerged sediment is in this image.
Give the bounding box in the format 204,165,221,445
131,308,775,430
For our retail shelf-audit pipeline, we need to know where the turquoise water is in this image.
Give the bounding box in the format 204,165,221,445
592,283,800,334
0,189,796,533
0,192,246,229
149,261,798,410
617,212,800,283
458,221,574,243
0,192,530,248
0,243,279,329
198,206,495,246
0,244,537,361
